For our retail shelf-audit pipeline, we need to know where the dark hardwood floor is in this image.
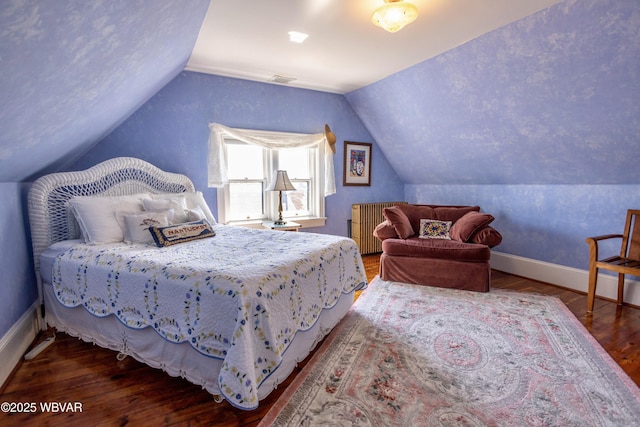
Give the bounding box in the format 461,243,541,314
2,254,639,426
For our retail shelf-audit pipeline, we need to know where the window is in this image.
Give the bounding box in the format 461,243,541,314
278,147,313,218
217,131,326,228
225,142,266,221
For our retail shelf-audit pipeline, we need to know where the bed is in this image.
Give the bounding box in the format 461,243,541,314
28,157,367,410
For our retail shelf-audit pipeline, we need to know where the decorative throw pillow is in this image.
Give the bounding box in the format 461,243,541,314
149,219,215,247
123,210,173,244
383,206,415,239
397,204,435,234
373,220,398,241
450,211,495,242
432,205,481,222
419,219,452,240
471,225,503,248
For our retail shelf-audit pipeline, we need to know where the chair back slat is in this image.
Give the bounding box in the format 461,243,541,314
624,210,640,260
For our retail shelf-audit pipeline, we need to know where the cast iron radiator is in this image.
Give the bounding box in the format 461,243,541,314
351,202,406,254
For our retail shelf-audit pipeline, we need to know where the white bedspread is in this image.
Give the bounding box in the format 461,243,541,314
49,225,367,410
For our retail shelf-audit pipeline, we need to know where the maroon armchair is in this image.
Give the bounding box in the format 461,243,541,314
373,204,502,292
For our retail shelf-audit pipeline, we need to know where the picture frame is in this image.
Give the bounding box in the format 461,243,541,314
343,141,372,186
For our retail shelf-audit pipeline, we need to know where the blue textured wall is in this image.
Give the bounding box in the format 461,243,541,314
405,185,639,270
347,0,640,270
0,184,37,335
72,72,405,237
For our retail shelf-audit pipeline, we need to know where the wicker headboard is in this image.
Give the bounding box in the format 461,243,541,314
28,157,195,286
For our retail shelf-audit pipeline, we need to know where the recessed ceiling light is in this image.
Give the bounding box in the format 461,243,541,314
288,31,309,43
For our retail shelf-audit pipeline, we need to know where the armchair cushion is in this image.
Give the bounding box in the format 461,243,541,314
397,204,480,234
382,237,490,262
383,206,414,239
471,225,502,248
450,211,495,242
373,220,398,240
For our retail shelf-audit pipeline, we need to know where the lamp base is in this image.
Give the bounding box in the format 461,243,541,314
275,193,286,225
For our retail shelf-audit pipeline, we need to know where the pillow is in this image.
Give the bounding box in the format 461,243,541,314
419,219,452,240
144,197,188,223
383,206,415,239
396,204,480,233
123,210,173,244
373,220,398,241
182,192,217,225
471,226,502,248
68,194,151,244
450,211,495,242
186,206,206,221
432,206,480,222
147,194,187,208
149,220,215,247
149,192,217,225
396,204,435,234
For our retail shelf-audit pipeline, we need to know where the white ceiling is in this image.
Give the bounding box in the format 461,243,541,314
186,0,561,94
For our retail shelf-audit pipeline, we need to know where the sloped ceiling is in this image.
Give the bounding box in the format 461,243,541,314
0,0,210,182
346,0,640,185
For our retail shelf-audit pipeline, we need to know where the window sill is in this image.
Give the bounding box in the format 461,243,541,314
224,217,326,229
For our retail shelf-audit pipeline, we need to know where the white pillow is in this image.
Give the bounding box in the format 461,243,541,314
69,194,150,244
186,206,206,221
183,192,217,225
144,196,188,223
151,192,216,224
123,210,172,244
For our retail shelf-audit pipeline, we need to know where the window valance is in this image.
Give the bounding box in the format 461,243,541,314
207,123,336,196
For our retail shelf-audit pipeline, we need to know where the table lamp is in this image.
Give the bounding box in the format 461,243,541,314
266,170,296,225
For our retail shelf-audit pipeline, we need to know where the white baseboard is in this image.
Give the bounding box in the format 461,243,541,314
491,251,640,306
0,302,39,388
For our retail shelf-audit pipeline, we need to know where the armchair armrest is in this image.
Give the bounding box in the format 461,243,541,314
585,234,623,244
585,234,623,262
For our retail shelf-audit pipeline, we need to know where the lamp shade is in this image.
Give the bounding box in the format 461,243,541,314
371,0,418,33
266,170,296,192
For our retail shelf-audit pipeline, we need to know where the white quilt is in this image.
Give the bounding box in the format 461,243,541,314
49,225,367,410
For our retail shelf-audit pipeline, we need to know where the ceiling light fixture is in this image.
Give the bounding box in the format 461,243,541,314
268,74,297,84
288,31,309,43
371,0,418,33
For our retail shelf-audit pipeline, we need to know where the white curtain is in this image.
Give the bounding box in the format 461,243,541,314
207,123,336,196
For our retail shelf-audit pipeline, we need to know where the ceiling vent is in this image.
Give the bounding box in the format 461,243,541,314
268,74,297,84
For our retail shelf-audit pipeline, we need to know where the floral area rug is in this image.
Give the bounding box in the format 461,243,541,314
260,277,640,426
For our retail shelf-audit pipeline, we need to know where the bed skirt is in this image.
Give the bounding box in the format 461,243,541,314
43,283,355,404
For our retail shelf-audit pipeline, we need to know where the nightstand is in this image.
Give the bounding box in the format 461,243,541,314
262,221,301,232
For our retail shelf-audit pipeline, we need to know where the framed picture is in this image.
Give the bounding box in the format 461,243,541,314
343,141,372,186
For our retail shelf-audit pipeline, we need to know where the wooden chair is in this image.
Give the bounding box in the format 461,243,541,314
585,209,640,313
